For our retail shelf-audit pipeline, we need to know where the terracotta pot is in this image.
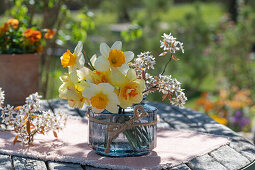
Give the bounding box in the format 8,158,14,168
0,53,41,106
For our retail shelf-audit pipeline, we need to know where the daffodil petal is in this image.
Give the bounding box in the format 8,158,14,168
135,93,144,103
111,41,122,50
75,80,89,92
119,99,130,108
135,79,146,91
83,85,98,99
77,67,91,80
92,107,104,113
99,83,114,95
110,69,126,87
74,41,83,57
60,73,69,82
106,101,119,113
90,54,97,66
78,53,85,67
108,93,120,105
100,43,110,57
94,56,110,72
59,84,69,99
73,41,85,68
124,51,134,62
126,69,137,81
118,63,129,74
69,71,79,84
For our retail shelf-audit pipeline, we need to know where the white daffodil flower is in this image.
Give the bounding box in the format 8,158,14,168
82,83,119,113
94,41,134,74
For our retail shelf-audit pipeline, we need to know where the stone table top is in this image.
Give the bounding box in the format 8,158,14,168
1,99,255,170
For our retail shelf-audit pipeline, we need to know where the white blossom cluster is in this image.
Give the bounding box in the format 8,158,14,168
144,73,157,91
135,51,156,70
1,105,14,125
157,75,187,107
144,74,187,107
160,33,184,56
128,33,187,107
0,91,66,145
0,88,5,106
130,51,156,78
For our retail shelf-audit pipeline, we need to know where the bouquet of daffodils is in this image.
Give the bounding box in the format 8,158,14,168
59,33,187,150
0,89,66,145
59,33,186,112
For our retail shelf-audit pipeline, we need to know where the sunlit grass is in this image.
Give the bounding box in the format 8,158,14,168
160,2,225,25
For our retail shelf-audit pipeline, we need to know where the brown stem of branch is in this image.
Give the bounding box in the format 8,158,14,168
160,54,172,76
142,85,158,94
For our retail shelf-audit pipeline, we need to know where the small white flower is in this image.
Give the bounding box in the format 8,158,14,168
130,51,156,79
0,88,5,105
160,33,184,55
25,92,41,111
135,51,156,70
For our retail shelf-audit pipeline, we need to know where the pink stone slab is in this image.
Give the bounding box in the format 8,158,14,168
0,118,230,169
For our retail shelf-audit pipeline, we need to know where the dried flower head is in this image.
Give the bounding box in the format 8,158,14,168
1,92,67,145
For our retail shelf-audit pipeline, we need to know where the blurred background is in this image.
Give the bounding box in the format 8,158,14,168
1,0,255,135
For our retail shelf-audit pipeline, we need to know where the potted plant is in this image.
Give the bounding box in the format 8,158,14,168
0,19,55,106
59,33,187,157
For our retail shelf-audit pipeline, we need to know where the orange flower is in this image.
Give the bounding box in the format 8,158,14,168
23,28,42,43
201,92,209,98
37,45,43,53
44,29,56,39
0,23,9,35
7,19,19,29
196,97,207,105
204,101,214,112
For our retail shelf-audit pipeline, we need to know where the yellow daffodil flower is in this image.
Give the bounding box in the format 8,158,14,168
110,69,145,108
82,83,119,113
94,41,134,74
60,41,85,71
59,71,89,108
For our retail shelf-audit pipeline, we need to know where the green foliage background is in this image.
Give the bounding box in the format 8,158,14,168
2,0,255,110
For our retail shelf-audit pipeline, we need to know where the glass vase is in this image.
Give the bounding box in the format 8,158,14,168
87,104,157,157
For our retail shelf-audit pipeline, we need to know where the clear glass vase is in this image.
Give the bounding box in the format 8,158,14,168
88,104,157,157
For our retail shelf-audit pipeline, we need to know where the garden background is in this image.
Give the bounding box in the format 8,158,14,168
1,0,255,134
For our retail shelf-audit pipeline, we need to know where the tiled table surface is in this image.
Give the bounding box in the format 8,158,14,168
0,99,255,170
